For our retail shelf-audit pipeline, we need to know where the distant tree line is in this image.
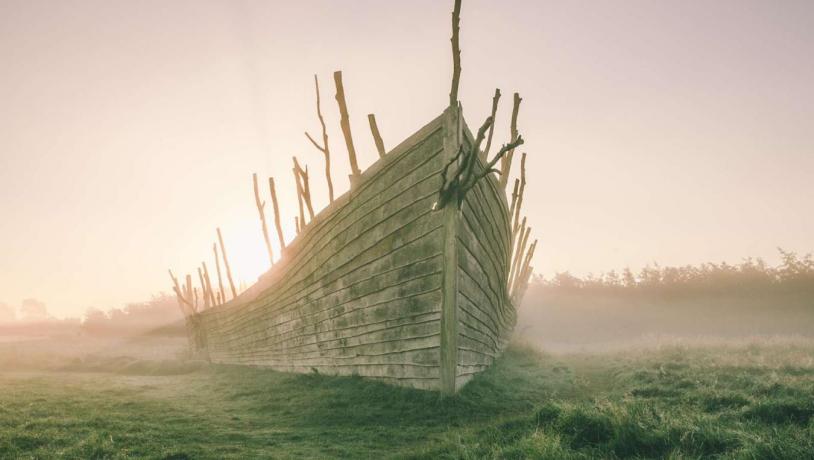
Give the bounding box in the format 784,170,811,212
533,249,814,298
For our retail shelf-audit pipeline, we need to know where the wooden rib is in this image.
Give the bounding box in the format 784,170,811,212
253,173,274,265
304,74,334,203
184,274,196,313
168,269,192,316
213,243,225,305
197,266,210,309
513,239,537,299
202,261,216,306
295,216,301,234
507,178,519,227
368,114,386,158
333,71,361,181
293,159,306,227
512,153,526,234
508,218,527,289
499,93,522,189
449,0,462,107
480,88,501,161
293,157,314,221
509,225,531,294
217,227,237,299
268,177,285,251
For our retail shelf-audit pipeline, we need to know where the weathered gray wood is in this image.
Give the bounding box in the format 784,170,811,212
193,108,518,392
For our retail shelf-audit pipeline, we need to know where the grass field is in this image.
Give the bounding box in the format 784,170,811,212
2,339,813,459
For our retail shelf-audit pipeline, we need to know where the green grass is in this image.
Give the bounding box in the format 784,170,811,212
1,342,813,459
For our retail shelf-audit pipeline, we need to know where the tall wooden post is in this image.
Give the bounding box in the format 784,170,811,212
449,0,462,107
217,227,237,299
202,262,216,306
293,160,306,227
333,71,361,183
253,173,274,266
367,114,386,158
213,243,225,304
512,153,527,235
499,93,522,189
197,267,210,309
481,89,501,161
304,74,335,203
268,177,285,251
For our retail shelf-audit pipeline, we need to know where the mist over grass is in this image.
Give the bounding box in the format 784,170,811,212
1,251,812,457
518,250,814,351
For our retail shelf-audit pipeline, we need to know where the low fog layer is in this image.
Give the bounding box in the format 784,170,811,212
517,250,814,352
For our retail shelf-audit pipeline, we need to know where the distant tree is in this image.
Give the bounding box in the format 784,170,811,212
0,302,15,323
19,298,48,321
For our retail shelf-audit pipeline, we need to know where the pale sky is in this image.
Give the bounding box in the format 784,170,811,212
1,0,812,319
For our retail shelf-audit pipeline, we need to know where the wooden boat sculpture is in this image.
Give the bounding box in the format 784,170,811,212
168,1,537,394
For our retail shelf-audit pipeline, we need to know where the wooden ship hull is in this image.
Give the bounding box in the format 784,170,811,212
192,106,521,393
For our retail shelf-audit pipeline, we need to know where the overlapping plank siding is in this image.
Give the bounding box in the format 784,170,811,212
454,117,516,390
199,113,448,390
195,107,516,393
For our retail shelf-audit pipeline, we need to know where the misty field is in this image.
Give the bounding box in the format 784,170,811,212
2,338,813,459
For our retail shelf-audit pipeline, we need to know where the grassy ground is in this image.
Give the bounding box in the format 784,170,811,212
1,340,813,459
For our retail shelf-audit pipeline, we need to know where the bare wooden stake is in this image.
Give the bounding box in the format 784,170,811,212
510,225,531,294
217,227,237,299
253,173,274,266
193,288,199,311
508,217,527,288
481,88,501,161
512,153,527,234
304,74,335,203
202,262,216,307
513,239,537,302
168,269,193,316
293,161,306,228
449,0,462,107
513,239,537,297
268,177,285,251
507,178,520,230
213,243,225,304
368,114,386,158
292,157,314,222
184,274,195,313
333,71,361,182
499,92,522,189
197,267,210,309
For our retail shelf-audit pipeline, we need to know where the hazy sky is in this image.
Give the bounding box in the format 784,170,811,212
1,0,812,318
